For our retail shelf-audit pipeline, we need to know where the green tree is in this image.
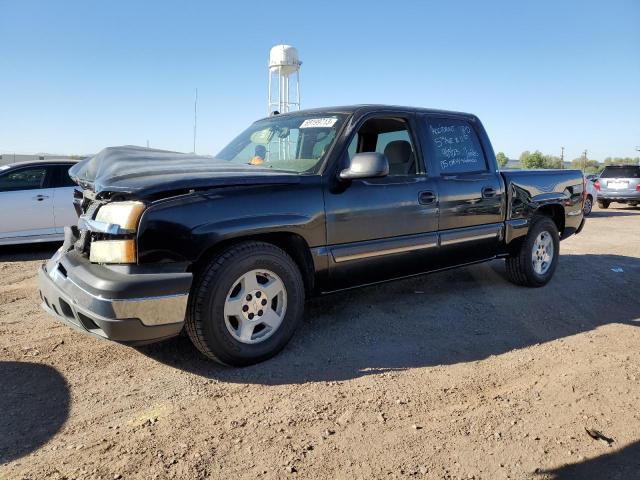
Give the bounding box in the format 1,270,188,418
604,157,639,166
521,150,547,169
543,155,563,169
495,152,509,169
571,158,601,172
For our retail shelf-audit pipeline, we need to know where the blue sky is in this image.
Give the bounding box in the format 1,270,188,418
1,0,638,161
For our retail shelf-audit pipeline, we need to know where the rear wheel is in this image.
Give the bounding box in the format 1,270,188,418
583,195,593,216
597,200,610,209
506,216,560,287
185,241,305,366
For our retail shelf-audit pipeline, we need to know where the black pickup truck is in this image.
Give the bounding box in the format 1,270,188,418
38,105,586,365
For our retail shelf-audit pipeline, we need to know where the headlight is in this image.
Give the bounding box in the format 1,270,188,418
89,201,145,264
90,240,136,264
94,201,146,231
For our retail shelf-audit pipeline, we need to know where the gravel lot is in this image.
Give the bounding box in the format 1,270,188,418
1,205,639,480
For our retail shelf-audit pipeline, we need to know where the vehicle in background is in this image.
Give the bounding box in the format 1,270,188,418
595,165,640,209
0,160,78,245
37,106,585,366
583,174,598,216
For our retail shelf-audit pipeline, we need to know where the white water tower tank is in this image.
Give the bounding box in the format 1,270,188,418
268,45,301,114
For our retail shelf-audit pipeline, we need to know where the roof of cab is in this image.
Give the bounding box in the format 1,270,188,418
257,104,477,122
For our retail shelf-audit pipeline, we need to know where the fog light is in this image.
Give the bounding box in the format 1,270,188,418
90,239,136,264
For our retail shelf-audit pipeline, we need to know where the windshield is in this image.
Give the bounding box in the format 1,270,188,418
600,166,640,178
216,113,348,173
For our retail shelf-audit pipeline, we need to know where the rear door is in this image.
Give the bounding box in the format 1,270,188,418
418,115,504,262
0,165,57,241
52,164,79,232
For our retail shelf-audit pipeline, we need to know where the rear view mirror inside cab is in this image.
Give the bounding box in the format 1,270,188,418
250,128,274,144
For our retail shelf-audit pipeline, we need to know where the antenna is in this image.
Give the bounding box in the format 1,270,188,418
193,88,198,153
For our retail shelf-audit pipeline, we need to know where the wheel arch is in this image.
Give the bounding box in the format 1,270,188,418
189,232,316,296
534,203,565,235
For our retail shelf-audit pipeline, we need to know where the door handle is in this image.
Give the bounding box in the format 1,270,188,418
481,187,496,198
33,194,49,201
419,190,436,204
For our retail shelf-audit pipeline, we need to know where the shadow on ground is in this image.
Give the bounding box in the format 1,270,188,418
589,204,640,218
138,253,640,385
0,242,60,263
540,440,640,479
0,362,70,463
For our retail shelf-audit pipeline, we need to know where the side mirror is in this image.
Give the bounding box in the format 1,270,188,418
339,152,389,180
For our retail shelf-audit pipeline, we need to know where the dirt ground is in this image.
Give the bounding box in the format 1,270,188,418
1,205,639,480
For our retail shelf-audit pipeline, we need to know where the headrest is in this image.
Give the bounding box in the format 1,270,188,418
384,140,413,165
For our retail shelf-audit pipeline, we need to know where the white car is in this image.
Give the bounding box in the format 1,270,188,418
583,174,598,216
0,161,78,245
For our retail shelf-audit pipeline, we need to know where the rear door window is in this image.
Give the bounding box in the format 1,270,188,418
54,165,77,188
424,118,487,174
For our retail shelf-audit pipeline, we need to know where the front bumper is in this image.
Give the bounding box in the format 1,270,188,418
37,249,192,345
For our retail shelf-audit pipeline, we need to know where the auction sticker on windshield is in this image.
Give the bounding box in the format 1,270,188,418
300,117,338,129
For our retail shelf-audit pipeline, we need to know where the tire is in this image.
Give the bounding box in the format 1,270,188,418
185,241,305,366
505,216,560,288
597,200,610,209
583,195,593,216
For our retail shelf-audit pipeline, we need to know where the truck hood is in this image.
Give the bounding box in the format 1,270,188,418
69,145,300,198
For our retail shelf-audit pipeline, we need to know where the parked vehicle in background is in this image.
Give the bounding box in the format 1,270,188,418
0,160,78,245
583,174,598,216
595,165,640,209
37,106,585,366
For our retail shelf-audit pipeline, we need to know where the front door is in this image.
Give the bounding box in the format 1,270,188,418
0,165,56,241
323,114,439,290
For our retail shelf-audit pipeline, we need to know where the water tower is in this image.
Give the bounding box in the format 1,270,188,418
268,45,301,114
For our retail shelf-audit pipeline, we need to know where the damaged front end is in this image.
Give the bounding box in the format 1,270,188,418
38,189,192,345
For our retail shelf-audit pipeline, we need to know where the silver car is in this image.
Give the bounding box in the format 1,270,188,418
0,160,78,245
596,165,640,209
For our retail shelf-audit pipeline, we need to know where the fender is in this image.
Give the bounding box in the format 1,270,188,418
136,179,326,265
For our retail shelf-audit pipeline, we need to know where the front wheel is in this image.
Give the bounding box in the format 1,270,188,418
506,216,560,287
185,241,305,366
597,200,610,209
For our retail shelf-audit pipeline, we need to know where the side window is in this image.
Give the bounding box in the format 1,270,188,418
0,167,48,192
55,165,76,188
347,117,418,176
426,118,487,174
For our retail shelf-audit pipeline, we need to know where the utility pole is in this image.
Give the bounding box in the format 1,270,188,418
193,88,198,154
582,149,588,171
560,146,565,169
